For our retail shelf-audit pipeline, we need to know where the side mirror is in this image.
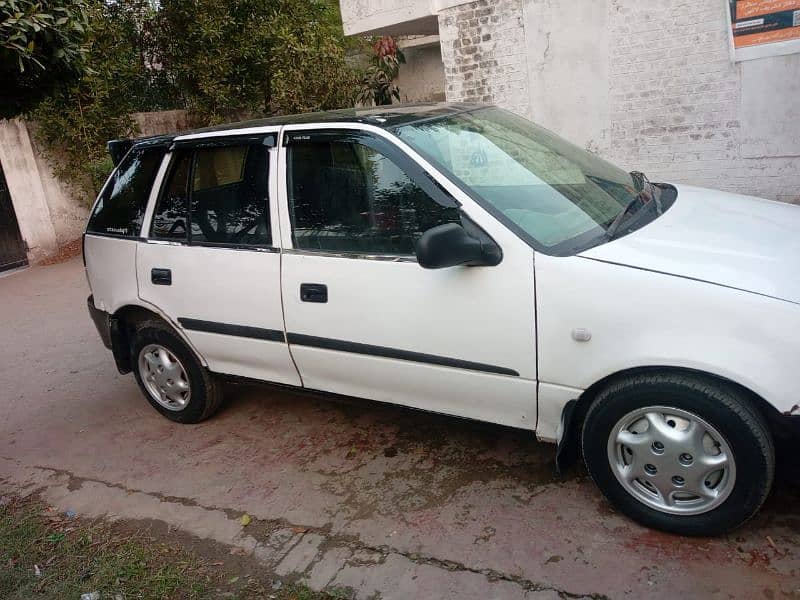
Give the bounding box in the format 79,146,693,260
415,221,502,269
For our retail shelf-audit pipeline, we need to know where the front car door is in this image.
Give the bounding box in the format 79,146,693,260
276,124,538,429
137,132,300,386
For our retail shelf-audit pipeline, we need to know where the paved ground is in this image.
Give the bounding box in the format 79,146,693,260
1,257,799,599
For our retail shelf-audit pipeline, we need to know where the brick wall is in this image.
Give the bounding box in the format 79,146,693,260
608,0,800,203
433,0,800,204
438,0,531,118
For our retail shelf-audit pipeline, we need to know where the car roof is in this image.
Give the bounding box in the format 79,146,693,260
124,102,486,149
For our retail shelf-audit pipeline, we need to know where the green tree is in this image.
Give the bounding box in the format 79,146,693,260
0,0,91,118
30,0,362,203
32,0,181,202
155,0,359,122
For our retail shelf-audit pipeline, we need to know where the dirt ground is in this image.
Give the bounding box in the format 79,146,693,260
1,257,799,599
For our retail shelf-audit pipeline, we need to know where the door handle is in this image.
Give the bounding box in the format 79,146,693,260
151,268,172,286
300,283,327,303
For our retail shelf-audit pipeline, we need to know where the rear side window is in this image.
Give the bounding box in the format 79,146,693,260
190,145,270,246
150,143,270,246
87,148,164,237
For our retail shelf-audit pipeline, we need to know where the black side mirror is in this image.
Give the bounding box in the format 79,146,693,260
415,219,502,269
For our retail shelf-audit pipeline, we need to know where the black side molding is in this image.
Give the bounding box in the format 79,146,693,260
174,317,518,376
178,318,284,342
286,333,519,377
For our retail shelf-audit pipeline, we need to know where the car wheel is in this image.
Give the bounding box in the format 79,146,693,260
131,320,223,423
582,373,774,536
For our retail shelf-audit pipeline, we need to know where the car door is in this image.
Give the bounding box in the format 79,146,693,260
137,133,300,386
276,125,538,429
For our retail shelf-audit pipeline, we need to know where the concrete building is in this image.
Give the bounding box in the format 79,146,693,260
342,0,800,204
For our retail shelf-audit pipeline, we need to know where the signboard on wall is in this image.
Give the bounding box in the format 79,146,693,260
728,0,800,60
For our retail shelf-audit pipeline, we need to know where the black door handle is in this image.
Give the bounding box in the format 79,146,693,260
300,283,327,303
151,268,172,286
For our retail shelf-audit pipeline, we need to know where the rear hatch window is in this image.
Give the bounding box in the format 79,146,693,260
87,148,165,237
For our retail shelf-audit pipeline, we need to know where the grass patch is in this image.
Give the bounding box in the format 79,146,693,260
0,494,347,599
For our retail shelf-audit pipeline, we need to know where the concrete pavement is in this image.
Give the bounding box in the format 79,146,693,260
1,257,798,599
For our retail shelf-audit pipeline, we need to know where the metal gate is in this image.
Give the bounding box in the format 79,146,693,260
0,161,27,272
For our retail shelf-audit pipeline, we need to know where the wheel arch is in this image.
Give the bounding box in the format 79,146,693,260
555,365,782,473
109,303,207,374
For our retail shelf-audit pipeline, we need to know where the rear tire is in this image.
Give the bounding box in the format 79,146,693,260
131,320,223,423
582,373,774,536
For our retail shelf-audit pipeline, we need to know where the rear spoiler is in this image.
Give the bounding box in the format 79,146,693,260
107,138,134,167
107,133,177,166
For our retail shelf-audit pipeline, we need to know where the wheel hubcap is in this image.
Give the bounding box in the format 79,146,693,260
138,344,191,411
607,406,736,515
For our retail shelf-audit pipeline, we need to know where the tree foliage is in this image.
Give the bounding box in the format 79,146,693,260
32,0,181,202
0,0,91,118
27,0,366,203
155,0,359,122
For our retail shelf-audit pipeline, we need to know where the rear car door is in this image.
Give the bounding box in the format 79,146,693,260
137,133,300,385
276,126,538,429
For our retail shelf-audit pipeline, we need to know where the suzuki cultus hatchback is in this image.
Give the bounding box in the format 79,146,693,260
85,103,800,536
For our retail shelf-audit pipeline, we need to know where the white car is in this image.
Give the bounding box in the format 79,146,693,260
84,103,799,536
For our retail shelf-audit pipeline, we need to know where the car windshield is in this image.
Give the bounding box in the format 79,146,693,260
394,107,661,254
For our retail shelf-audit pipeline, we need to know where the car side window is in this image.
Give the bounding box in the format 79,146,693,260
190,144,270,246
287,136,460,255
87,148,165,237
150,151,191,241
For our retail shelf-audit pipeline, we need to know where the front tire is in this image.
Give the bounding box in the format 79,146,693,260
131,320,223,423
582,373,774,536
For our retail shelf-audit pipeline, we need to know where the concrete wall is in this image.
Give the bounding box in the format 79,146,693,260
132,109,192,138
396,43,447,102
432,0,800,204
0,120,59,261
27,128,89,245
341,0,436,36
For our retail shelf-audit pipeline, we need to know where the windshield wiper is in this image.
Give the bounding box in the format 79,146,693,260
604,171,661,240
605,196,643,240
632,170,663,215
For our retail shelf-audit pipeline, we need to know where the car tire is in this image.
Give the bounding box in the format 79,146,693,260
582,373,774,536
131,320,223,423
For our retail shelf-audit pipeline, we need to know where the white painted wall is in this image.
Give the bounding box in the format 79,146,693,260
605,0,800,204
522,0,610,154
739,56,800,158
